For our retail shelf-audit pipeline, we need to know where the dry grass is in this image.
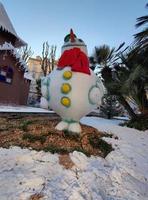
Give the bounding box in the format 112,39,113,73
59,154,74,169
0,114,113,158
29,193,44,200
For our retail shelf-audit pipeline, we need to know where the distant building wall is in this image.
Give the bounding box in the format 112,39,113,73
27,56,43,105
28,56,58,80
27,56,57,105
28,57,43,80
0,53,30,105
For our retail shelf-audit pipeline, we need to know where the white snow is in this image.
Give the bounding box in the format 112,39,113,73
0,42,30,76
113,116,129,121
0,105,54,113
24,72,34,81
0,117,148,200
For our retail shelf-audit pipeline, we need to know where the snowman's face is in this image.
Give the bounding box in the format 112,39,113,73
62,38,88,55
62,45,87,55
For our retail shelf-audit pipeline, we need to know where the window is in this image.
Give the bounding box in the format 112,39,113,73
0,66,13,84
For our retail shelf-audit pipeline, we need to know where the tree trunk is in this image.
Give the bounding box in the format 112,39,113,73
140,89,148,116
118,95,137,119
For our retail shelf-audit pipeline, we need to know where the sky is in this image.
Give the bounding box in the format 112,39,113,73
1,0,148,58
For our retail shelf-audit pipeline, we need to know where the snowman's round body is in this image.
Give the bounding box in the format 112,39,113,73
50,67,101,120
40,30,105,133
41,66,104,133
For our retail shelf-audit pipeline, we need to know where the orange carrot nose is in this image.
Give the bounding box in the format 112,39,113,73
70,29,75,42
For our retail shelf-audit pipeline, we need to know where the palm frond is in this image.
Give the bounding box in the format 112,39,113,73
115,42,125,52
135,15,148,28
95,45,112,65
107,47,115,61
134,28,148,40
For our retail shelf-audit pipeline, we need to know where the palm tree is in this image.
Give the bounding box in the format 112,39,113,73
119,48,148,115
94,45,115,67
93,43,127,68
91,44,138,119
131,4,148,115
134,3,148,49
91,4,148,119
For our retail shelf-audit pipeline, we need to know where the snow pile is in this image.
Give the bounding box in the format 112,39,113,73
81,117,148,200
0,147,111,200
24,72,34,81
0,105,54,113
0,117,148,200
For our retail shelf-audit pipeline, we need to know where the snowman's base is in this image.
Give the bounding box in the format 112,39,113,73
55,121,82,134
55,121,69,131
68,122,82,133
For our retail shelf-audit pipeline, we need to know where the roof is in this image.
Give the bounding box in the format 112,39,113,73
0,2,26,48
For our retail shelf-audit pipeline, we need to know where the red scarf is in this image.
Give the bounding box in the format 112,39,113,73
57,48,90,75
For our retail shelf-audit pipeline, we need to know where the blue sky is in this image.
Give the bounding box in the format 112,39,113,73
1,0,148,58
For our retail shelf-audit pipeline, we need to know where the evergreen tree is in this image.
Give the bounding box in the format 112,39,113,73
100,94,125,119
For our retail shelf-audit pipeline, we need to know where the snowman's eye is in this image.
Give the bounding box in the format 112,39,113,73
78,39,84,43
64,36,70,42
64,34,76,42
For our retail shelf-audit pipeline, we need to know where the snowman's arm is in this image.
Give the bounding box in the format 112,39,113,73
96,78,106,96
89,86,102,106
89,78,106,106
40,76,50,109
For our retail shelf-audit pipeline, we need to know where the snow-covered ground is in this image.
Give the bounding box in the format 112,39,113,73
0,105,99,115
0,105,53,113
0,117,148,200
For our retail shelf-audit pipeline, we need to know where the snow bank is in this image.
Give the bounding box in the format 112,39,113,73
0,117,147,200
0,105,54,113
81,117,148,200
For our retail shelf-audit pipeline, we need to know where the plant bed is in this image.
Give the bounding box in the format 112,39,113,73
0,115,113,158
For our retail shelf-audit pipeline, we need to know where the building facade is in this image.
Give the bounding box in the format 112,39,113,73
28,56,43,80
27,56,57,105
0,3,32,105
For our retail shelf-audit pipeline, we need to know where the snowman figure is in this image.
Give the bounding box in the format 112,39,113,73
40,29,105,133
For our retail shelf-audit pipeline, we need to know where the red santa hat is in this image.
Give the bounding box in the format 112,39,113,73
58,30,90,75
58,48,90,75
